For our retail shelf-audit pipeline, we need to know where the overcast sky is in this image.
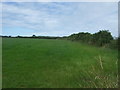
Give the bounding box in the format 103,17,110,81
2,2,118,37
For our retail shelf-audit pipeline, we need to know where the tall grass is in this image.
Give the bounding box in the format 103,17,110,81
2,38,118,88
79,55,118,88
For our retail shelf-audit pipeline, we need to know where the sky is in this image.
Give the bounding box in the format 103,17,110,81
1,2,118,37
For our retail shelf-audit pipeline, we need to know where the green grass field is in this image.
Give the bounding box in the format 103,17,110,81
2,38,118,88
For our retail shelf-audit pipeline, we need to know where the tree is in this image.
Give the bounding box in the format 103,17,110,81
68,32,92,43
92,30,113,46
17,35,21,38
32,35,36,37
77,32,92,43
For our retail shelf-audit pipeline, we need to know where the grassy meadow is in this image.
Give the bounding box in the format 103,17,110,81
2,38,118,88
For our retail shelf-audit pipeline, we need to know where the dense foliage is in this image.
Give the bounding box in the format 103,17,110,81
68,32,92,44
67,30,117,49
107,38,118,49
92,30,113,46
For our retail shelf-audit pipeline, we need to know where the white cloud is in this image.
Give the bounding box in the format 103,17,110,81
2,3,61,31
2,2,118,37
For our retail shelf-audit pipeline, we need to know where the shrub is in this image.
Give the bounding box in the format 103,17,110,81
92,30,113,46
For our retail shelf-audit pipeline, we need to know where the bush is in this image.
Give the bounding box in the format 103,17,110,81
108,39,118,49
92,30,113,46
67,30,114,47
68,32,92,43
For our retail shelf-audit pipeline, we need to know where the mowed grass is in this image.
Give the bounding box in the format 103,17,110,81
2,38,118,88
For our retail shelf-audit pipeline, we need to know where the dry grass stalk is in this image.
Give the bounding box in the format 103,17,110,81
99,55,103,69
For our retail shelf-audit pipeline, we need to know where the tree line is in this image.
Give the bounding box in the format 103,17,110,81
1,35,60,39
1,30,119,49
64,30,119,49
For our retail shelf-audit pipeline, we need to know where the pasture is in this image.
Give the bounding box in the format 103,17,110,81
2,38,118,88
